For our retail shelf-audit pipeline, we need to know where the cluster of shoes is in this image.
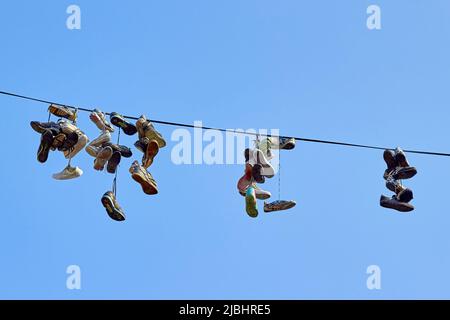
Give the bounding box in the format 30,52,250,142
31,104,88,179
31,105,166,222
237,136,297,218
380,148,417,212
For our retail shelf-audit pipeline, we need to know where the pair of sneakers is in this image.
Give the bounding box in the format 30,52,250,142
380,148,417,212
31,115,88,164
47,105,90,159
245,186,297,218
135,115,166,168
128,115,165,195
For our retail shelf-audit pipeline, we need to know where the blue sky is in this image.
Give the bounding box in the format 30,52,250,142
0,0,449,299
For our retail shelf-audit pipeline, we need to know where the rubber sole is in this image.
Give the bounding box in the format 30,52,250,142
380,196,414,212
107,152,122,174
37,131,54,163
111,115,137,136
101,196,126,221
131,172,158,195
245,191,258,218
143,140,159,168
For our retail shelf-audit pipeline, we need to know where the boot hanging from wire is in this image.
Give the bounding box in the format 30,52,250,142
380,147,418,212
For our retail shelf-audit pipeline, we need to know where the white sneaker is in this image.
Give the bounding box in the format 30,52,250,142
248,149,275,178
52,165,83,180
89,131,111,147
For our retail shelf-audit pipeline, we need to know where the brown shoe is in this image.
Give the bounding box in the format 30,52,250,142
129,160,158,195
48,104,77,122
143,139,159,168
136,115,166,148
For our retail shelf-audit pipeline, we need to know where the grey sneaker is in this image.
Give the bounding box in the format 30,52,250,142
263,200,296,213
101,191,126,221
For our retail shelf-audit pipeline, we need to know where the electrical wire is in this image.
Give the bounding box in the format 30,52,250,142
1,89,449,157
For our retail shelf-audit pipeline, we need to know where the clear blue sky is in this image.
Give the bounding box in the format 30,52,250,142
0,0,449,299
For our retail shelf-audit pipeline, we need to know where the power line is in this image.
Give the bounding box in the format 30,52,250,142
1,89,449,157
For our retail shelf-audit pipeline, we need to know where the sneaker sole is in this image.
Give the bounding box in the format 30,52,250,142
101,196,126,221
37,132,53,163
143,140,159,168
131,172,158,195
245,193,258,218
107,152,121,174
111,116,137,136
380,197,414,212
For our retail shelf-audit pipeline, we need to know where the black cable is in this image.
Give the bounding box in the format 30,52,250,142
1,89,449,157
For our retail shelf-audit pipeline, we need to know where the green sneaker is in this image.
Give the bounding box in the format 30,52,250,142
245,187,258,218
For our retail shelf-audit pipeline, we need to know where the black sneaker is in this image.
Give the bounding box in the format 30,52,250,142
110,112,137,136
380,195,414,212
37,130,54,163
104,142,133,158
30,121,61,134
107,151,122,174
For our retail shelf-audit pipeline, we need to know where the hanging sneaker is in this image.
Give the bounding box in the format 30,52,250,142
263,200,296,213
272,137,296,150
143,139,159,168
380,195,414,212
391,148,417,180
52,165,83,180
136,115,166,148
397,188,414,203
107,151,122,174
256,138,273,160
245,187,258,218
94,146,113,171
383,149,397,180
129,160,158,195
134,138,146,153
103,142,133,158
37,130,54,163
101,191,126,221
237,163,253,194
110,112,137,136
250,149,275,178
89,109,114,132
30,121,61,134
48,104,77,122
